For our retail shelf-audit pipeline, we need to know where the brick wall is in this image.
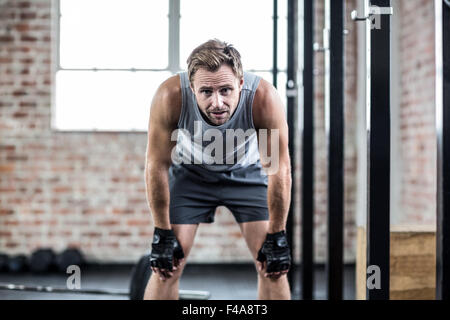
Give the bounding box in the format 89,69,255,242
0,0,436,265
396,0,436,225
0,0,282,263
0,0,153,262
307,0,358,263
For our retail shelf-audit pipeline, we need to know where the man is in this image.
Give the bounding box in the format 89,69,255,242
144,39,292,300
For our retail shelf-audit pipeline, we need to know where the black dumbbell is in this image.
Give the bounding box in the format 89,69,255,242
129,253,152,300
30,248,56,273
0,253,9,272
8,254,28,273
55,248,84,272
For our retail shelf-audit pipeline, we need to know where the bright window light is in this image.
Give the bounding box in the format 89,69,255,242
180,0,273,70
54,0,283,132
59,0,168,69
55,71,171,131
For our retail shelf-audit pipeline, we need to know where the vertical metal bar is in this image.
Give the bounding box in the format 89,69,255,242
168,0,180,73
366,0,391,300
51,0,62,131
324,0,330,139
436,0,450,301
326,0,344,300
55,0,61,70
287,0,298,293
302,0,315,301
273,0,278,88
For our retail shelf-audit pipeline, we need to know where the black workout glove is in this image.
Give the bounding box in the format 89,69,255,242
256,231,291,273
149,227,185,271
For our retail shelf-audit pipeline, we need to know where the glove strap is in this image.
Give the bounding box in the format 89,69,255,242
153,227,175,244
154,227,175,237
266,230,286,241
266,230,289,248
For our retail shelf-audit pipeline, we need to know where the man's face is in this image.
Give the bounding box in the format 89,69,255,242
190,64,244,126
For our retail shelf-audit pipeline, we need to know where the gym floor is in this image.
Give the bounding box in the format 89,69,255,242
0,264,355,300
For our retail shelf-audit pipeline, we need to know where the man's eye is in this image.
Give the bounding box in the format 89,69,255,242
202,90,212,95
221,88,231,94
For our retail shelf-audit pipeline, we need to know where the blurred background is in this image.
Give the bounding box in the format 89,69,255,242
0,0,439,299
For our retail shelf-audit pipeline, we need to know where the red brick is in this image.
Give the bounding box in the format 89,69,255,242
0,35,14,42
0,165,15,172
13,111,28,118
6,155,28,161
20,35,37,42
19,60,34,66
12,90,27,97
3,220,19,226
0,102,14,107
54,208,71,215
0,145,16,151
97,220,119,226
127,219,150,226
52,186,72,193
82,232,102,238
139,231,153,237
20,101,37,107
0,81,15,86
0,57,13,63
17,1,31,9
5,242,19,248
109,231,132,237
14,23,30,32
112,209,134,214
0,209,15,215
48,231,72,237
20,12,36,20
0,12,16,19
82,208,106,215
36,90,50,96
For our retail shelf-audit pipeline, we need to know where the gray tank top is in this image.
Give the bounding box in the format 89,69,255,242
169,71,267,186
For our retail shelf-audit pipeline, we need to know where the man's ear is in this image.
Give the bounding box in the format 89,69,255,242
239,77,244,90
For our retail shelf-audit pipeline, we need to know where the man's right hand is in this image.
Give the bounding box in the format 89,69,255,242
149,227,185,280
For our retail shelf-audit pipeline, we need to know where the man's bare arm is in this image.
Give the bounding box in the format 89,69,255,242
253,79,292,233
144,75,181,230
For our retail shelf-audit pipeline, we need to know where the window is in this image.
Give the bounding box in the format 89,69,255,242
53,0,286,131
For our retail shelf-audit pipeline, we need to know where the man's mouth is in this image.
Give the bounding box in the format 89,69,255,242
209,110,228,119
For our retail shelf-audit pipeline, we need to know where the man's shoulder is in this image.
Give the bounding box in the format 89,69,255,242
158,74,182,102
252,78,284,129
252,78,277,111
153,74,182,127
253,77,273,97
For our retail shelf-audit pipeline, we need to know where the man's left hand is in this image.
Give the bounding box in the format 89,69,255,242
256,230,291,279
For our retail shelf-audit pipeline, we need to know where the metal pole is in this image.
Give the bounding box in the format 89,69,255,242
273,0,278,88
168,0,180,73
287,0,298,293
302,0,315,300
436,0,450,301
326,0,345,300
0,282,211,300
366,0,391,300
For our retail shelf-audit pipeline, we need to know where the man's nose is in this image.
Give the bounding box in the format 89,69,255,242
211,92,224,108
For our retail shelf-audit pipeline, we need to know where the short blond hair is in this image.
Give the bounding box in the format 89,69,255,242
186,39,243,85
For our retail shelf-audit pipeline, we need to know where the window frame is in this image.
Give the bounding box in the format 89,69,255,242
51,0,283,133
